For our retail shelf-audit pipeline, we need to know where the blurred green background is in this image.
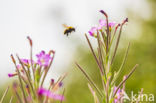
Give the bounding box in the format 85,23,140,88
0,0,156,103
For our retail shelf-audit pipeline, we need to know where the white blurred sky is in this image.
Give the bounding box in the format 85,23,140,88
0,0,150,85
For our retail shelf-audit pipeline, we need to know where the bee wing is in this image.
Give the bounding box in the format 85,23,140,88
62,24,69,28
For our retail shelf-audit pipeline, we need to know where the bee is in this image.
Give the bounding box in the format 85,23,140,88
63,24,75,36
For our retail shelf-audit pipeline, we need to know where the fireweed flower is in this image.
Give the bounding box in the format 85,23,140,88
59,82,63,87
8,65,23,78
17,65,22,69
88,19,116,38
21,59,34,67
38,88,64,101
99,19,116,32
16,65,24,72
36,51,52,67
8,73,17,77
99,19,116,28
88,27,98,37
113,87,123,103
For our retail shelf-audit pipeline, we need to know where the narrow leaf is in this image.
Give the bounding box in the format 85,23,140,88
111,42,130,85
88,83,100,103
0,86,9,103
75,62,103,97
113,64,139,97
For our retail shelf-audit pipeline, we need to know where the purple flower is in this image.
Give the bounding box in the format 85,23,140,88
17,65,22,69
8,73,17,77
99,10,108,17
16,65,25,73
99,19,106,27
51,79,55,85
99,19,116,28
88,27,97,37
8,65,23,78
21,59,34,66
88,19,116,37
36,51,52,67
38,88,64,101
114,87,122,103
59,82,63,87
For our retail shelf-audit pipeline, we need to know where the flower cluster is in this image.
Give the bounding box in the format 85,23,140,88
8,50,52,78
38,88,64,101
88,19,115,37
7,37,65,103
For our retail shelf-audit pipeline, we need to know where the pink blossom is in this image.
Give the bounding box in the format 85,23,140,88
21,59,34,66
17,65,22,69
99,19,116,28
114,87,122,103
8,65,23,78
88,27,97,37
38,88,64,101
36,51,52,67
88,19,116,37
99,19,106,27
8,73,17,77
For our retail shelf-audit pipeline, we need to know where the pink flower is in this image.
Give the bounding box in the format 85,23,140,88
99,19,106,27
88,19,116,37
8,65,23,78
17,65,22,69
38,88,64,101
88,27,97,37
21,59,34,66
8,73,17,77
36,51,52,67
99,19,116,28
114,87,123,103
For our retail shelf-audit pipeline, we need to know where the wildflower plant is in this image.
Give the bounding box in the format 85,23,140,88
5,37,66,103
76,10,140,103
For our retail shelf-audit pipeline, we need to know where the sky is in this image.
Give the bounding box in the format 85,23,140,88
0,0,150,85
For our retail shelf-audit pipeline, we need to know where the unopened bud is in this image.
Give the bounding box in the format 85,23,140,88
27,36,33,47
49,50,55,55
59,82,63,87
26,85,30,94
122,18,128,25
99,10,108,18
11,54,16,64
51,79,54,85
115,24,121,30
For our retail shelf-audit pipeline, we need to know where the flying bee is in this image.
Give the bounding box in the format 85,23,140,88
63,24,75,36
